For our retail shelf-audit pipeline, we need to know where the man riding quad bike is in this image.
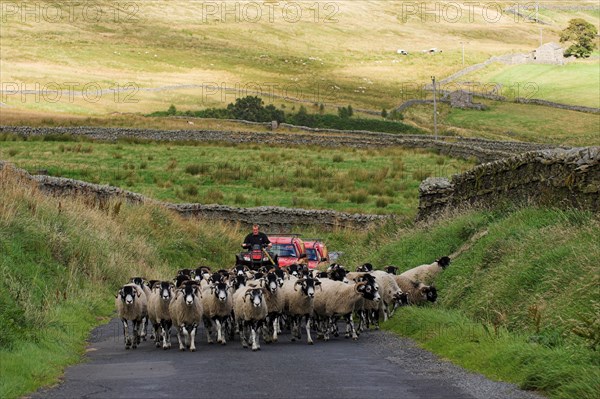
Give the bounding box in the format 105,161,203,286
237,224,278,270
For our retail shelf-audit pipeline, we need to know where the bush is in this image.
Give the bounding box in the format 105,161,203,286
349,189,369,204
185,163,209,175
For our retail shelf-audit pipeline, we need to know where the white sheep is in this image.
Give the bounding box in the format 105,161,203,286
115,283,148,349
280,275,320,345
258,271,285,343
147,281,174,350
313,279,380,341
169,281,203,352
371,270,407,320
201,280,233,345
232,285,268,351
400,256,451,284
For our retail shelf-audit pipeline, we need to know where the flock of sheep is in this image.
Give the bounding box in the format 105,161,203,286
115,257,451,352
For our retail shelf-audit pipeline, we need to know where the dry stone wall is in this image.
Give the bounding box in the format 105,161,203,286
0,161,390,231
417,147,600,221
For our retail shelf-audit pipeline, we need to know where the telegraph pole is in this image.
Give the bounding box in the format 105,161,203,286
431,76,438,140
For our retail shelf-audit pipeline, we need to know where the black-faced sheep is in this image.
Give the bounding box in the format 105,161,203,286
233,286,268,351
115,284,148,349
147,281,174,350
281,275,320,344
201,280,233,345
169,281,203,352
400,256,451,284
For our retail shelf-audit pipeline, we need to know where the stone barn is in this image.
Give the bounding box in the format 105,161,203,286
533,42,565,65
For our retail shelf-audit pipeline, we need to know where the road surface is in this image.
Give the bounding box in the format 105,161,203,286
31,318,543,399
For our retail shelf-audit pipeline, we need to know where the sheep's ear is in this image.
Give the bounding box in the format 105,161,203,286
135,288,141,298
115,289,122,299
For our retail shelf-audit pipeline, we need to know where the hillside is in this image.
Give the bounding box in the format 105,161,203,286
1,1,598,115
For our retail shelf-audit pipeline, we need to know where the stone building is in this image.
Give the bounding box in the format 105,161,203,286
533,42,565,65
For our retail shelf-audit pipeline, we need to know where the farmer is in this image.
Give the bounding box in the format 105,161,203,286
242,224,272,249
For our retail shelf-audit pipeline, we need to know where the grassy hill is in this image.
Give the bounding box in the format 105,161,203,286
1,0,598,115
1,164,598,399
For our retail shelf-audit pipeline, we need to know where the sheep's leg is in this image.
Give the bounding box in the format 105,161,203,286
140,316,148,341
373,309,380,330
160,322,169,350
276,315,282,334
305,316,314,345
203,318,214,344
346,314,358,340
176,326,185,351
240,322,248,348
132,320,140,348
272,315,279,343
153,322,161,348
121,319,131,349
189,324,197,352
215,319,225,345
382,302,389,322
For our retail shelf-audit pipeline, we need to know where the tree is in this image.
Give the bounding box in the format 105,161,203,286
381,108,388,119
167,104,177,115
560,18,598,58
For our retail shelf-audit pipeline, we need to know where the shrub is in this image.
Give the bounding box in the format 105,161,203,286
349,189,369,204
376,197,390,208
185,163,209,175
204,188,224,203
332,154,344,163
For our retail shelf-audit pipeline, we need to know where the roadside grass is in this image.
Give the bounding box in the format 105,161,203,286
368,207,600,399
403,101,600,146
0,166,242,399
0,137,474,216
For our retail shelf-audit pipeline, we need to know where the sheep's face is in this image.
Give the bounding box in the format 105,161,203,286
249,289,263,307
213,282,228,302
394,291,408,306
158,282,173,301
119,286,138,305
358,282,380,302
424,286,437,302
299,277,319,298
131,277,145,288
266,273,279,293
181,284,198,306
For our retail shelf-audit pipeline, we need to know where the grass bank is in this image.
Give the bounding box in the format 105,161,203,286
0,166,241,399
372,208,600,399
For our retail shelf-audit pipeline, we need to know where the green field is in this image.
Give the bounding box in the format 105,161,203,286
461,61,600,108
403,101,600,146
0,135,473,216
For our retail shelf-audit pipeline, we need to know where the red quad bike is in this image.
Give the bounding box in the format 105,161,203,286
236,244,279,271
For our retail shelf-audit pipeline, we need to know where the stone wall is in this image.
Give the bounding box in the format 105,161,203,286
0,161,390,231
0,125,559,164
417,147,600,221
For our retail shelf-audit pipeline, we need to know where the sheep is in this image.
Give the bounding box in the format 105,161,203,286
313,279,380,341
115,284,148,349
280,275,320,344
391,273,438,305
371,270,408,319
169,281,203,352
201,280,233,345
258,270,285,343
174,274,191,288
147,281,174,350
232,285,268,351
356,263,374,272
400,256,451,284
130,277,152,340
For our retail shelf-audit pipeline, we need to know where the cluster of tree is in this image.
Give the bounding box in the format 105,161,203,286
560,18,598,58
151,97,420,134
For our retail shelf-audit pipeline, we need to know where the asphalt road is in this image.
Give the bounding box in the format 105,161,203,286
31,318,543,399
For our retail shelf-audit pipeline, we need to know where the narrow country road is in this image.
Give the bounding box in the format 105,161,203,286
31,318,543,399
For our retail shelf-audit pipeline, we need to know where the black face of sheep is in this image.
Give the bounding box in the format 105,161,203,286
265,272,279,293
438,257,451,269
234,264,248,277
425,286,438,302
244,288,264,307
295,277,320,298
234,274,247,290
357,263,373,272
356,281,381,302
177,268,193,277
384,265,398,275
394,292,409,306
211,282,229,302
131,277,146,287
174,274,190,288
181,282,200,305
118,285,140,304
157,281,173,301
329,267,348,282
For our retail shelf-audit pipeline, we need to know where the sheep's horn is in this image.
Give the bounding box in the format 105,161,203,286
354,281,367,293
